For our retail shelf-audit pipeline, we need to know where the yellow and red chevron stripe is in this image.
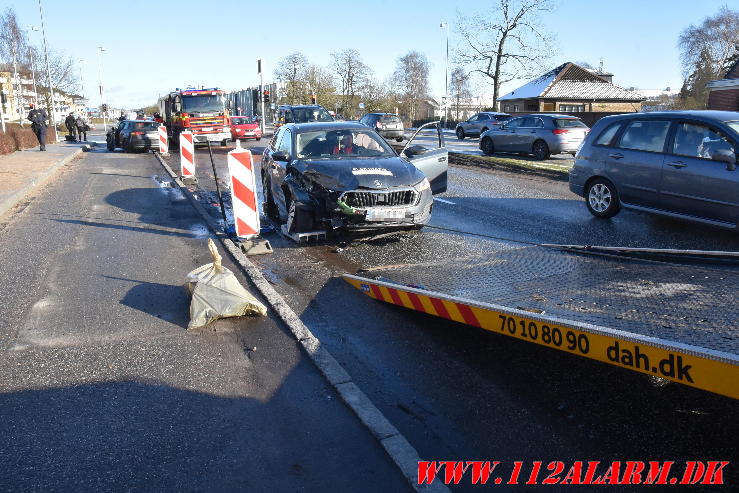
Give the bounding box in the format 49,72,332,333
343,274,739,400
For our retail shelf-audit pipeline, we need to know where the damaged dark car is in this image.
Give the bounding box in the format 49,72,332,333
261,121,447,234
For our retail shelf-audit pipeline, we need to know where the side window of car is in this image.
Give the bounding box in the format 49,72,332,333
270,128,283,150
521,117,539,128
506,118,523,129
594,122,623,146
478,114,490,120
278,129,292,153
616,120,670,153
672,122,735,161
468,114,479,122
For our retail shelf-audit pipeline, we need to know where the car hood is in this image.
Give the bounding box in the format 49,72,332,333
296,157,424,191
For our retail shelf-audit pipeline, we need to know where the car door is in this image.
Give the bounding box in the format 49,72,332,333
513,116,540,152
606,118,671,209
495,117,524,151
463,114,479,133
659,120,739,225
271,128,293,219
401,122,448,194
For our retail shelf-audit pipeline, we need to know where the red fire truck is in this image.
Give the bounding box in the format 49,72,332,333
158,87,231,145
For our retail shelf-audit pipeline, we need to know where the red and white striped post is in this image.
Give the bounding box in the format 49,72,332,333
158,125,168,154
227,141,259,238
179,131,195,179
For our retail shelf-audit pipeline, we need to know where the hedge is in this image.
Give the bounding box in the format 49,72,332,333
0,122,58,155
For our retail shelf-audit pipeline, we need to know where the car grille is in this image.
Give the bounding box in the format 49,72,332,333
342,189,417,207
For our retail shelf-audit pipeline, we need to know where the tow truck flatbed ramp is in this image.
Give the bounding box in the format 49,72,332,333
343,245,739,400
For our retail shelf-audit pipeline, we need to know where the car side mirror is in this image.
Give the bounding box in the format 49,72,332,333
404,145,428,158
709,148,737,170
272,151,290,162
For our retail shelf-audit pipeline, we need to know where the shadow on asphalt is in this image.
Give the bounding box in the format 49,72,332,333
103,274,191,328
0,376,408,492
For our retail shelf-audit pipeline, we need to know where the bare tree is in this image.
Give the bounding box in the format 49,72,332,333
274,52,309,104
449,67,471,119
391,51,430,122
358,77,394,114
330,49,369,114
679,6,739,79
457,0,556,107
677,6,739,107
304,64,338,109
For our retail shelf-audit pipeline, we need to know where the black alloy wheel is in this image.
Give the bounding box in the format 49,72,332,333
532,140,550,160
481,137,495,155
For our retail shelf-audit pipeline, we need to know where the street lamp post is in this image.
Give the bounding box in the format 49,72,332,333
38,0,57,134
440,22,449,129
97,46,107,132
26,26,40,108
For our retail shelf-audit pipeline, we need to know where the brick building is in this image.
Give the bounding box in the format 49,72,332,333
707,60,739,111
498,62,644,113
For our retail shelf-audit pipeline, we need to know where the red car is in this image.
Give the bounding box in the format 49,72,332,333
229,116,262,141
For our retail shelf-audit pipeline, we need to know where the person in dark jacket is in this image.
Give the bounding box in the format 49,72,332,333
65,112,77,142
27,104,48,151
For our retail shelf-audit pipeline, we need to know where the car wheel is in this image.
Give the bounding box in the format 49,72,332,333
481,137,495,155
396,137,403,142
286,195,313,233
256,137,262,141
532,140,550,160
456,128,465,140
262,172,279,220
221,139,228,146
585,178,621,219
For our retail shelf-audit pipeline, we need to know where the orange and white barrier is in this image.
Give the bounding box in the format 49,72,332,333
158,125,168,154
179,131,195,177
227,141,259,238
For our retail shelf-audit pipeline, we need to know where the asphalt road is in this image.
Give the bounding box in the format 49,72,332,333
0,144,410,492
166,137,739,490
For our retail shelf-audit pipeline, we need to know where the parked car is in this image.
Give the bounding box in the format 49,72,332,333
359,113,405,142
106,120,160,152
275,104,334,129
569,110,739,229
480,114,589,160
261,121,447,234
229,115,262,141
455,112,511,139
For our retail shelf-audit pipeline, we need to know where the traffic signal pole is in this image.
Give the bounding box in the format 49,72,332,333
258,58,265,135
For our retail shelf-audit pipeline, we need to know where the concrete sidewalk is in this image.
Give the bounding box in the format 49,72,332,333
0,142,85,218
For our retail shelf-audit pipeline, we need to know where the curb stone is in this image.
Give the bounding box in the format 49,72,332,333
0,148,83,219
151,151,449,493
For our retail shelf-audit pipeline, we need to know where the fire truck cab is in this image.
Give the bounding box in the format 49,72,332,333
158,87,231,145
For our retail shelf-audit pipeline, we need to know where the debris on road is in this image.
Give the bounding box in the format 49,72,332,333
186,238,267,329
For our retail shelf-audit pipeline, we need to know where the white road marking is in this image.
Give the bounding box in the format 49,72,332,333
434,197,456,205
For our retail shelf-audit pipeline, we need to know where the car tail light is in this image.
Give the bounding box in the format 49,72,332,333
131,131,144,136
552,129,570,135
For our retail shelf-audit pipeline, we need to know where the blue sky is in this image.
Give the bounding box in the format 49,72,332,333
5,0,731,109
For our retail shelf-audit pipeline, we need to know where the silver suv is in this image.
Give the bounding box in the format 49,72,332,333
455,112,511,139
480,114,589,160
569,110,739,229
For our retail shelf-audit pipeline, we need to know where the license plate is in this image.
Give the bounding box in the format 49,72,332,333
366,208,407,221
245,131,254,135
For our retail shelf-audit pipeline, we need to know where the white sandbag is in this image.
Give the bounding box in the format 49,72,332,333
186,239,267,329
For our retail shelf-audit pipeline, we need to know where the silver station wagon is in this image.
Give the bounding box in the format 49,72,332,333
569,111,739,229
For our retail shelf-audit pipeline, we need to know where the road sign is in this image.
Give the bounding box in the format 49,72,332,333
158,125,168,154
179,131,195,178
227,142,259,238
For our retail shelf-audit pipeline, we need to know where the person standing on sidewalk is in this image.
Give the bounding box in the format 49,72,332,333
27,104,48,151
65,113,78,142
76,114,89,142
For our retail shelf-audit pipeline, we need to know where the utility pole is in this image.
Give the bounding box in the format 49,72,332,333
38,0,57,134
27,26,40,107
97,47,107,132
440,22,449,129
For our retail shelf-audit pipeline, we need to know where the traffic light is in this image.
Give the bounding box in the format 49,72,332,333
101,103,108,112
310,94,316,104
263,90,270,104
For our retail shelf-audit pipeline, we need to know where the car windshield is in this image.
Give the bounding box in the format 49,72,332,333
230,117,253,125
289,107,334,123
380,115,401,123
296,129,395,159
555,118,588,128
182,95,225,114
